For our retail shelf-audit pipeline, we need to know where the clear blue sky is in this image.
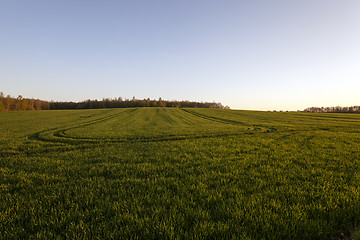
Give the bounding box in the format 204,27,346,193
1,0,359,110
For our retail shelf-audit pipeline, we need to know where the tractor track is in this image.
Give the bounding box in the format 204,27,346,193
181,108,276,133
12,108,278,156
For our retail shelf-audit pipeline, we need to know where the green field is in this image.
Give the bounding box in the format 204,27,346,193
1,108,360,239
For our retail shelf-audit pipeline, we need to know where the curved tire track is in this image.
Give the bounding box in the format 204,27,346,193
181,108,276,133
23,108,277,157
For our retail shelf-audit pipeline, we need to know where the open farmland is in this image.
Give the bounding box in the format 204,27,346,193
1,108,360,239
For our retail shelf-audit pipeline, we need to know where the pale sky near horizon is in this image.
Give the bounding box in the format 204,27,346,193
1,0,359,111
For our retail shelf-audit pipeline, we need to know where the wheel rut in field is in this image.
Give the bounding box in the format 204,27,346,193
29,109,137,144
181,109,276,133
22,108,277,156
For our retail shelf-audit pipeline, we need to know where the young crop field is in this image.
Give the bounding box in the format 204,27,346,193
1,108,360,239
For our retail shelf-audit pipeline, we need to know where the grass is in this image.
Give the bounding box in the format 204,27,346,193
1,108,360,239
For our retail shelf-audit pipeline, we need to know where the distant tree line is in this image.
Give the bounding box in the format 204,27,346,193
0,92,50,111
50,97,229,110
0,93,228,111
303,106,360,113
